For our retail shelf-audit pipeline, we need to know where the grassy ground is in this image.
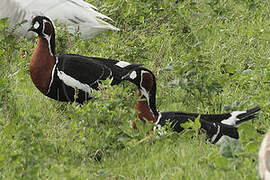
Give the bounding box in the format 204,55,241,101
1,0,270,179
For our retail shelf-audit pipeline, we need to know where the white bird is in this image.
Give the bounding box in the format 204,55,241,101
259,128,270,180
0,0,119,39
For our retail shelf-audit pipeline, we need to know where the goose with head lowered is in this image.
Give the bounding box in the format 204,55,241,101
126,67,261,144
28,15,141,104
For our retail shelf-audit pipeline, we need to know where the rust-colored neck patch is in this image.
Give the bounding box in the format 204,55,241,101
134,89,158,125
30,37,56,94
44,22,53,36
141,72,153,92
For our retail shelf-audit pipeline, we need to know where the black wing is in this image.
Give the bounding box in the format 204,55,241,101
65,54,143,85
57,54,111,89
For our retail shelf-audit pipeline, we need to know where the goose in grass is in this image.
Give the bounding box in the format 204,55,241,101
126,67,261,144
0,0,119,39
259,128,270,180
28,16,141,104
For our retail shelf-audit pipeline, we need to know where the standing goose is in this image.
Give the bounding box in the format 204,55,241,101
0,0,119,39
126,68,260,144
28,16,140,104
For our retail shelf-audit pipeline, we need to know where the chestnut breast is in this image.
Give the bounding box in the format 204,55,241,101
30,37,56,94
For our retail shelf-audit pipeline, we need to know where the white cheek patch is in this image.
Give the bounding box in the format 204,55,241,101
57,69,93,95
221,111,246,126
129,71,137,79
115,61,131,68
34,21,40,29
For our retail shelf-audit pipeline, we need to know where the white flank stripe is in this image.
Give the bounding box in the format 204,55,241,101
57,69,93,94
115,61,131,68
221,111,246,126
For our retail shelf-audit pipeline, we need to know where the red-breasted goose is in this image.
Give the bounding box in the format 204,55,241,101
28,16,140,104
127,67,261,144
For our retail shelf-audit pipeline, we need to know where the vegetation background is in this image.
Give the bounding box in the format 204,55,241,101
0,0,270,179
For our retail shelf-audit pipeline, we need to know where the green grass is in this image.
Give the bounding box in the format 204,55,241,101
1,0,270,179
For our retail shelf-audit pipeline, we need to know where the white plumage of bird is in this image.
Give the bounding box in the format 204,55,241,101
0,0,119,39
259,128,270,180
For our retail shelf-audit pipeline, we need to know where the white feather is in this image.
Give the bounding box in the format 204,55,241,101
0,0,119,39
57,69,93,94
